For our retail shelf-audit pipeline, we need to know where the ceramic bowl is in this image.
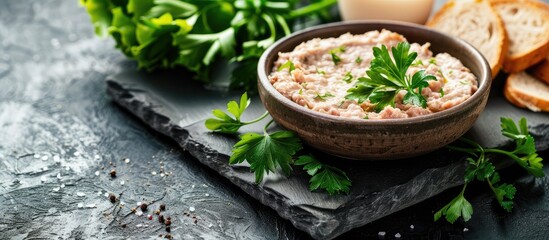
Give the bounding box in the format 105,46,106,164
257,21,492,160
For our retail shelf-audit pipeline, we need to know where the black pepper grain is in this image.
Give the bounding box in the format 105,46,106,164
165,226,171,232
108,193,117,203
158,214,165,224
140,203,148,211
159,204,166,211
110,169,116,178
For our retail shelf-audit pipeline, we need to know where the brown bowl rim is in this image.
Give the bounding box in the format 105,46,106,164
257,20,492,126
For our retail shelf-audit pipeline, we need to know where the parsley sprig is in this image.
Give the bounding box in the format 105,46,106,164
206,93,352,195
205,92,269,134
345,42,436,112
435,117,544,223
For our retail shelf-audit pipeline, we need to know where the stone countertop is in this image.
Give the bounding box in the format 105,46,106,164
1,0,549,239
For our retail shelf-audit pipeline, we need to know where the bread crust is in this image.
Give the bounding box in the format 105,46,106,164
427,0,508,78
529,58,549,85
504,72,549,112
491,0,549,73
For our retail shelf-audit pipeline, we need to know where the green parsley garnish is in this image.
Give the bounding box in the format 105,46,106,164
429,58,437,64
411,59,424,66
355,56,362,63
298,89,303,95
230,120,302,183
206,92,352,195
330,46,346,65
278,60,296,72
342,72,353,83
439,88,445,97
317,68,326,75
435,117,544,223
205,92,269,134
345,42,436,112
295,155,351,195
315,92,335,101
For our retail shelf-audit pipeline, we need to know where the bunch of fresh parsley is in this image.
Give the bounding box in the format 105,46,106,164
205,92,351,195
345,42,436,112
435,117,544,223
80,0,337,90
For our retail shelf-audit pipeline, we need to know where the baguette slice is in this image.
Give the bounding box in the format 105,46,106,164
427,0,507,78
529,56,549,84
504,72,549,112
491,0,549,73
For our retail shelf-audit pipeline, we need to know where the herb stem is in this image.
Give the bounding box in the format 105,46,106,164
242,111,270,125
288,0,337,19
264,119,275,134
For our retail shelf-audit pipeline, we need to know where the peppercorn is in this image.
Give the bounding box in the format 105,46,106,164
164,234,172,239
108,193,117,203
158,214,165,224
165,219,171,226
165,226,171,232
140,203,148,211
110,169,116,178
159,204,166,211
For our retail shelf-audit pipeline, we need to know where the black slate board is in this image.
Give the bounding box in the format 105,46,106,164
106,68,549,239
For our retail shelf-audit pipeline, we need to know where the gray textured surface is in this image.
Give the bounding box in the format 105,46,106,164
1,0,549,240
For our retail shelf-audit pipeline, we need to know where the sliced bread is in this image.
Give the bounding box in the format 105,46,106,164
504,72,549,112
427,0,508,78
529,56,549,84
491,0,549,73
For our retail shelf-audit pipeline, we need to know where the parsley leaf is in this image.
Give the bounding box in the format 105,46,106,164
345,42,436,111
330,46,345,65
355,56,362,63
434,189,473,223
230,126,302,183
438,117,544,223
314,92,335,101
342,72,353,83
205,92,268,134
278,60,296,72
295,155,351,195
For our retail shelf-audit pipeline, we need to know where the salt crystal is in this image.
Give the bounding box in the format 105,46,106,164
76,192,86,197
40,176,47,182
34,154,40,159
136,224,142,228
463,228,469,232
124,158,130,163
189,206,195,212
120,181,125,185
77,203,84,208
86,203,96,208
136,202,142,206
135,211,143,216
208,223,213,228
151,171,157,176
160,173,165,177
57,173,62,179
53,155,60,162
205,194,209,197
410,225,414,230
95,171,100,176
97,191,102,196
378,232,386,236
191,184,195,188
41,155,49,161
120,201,125,206
395,233,401,238
202,184,208,188
65,166,70,171
52,187,60,192
74,151,80,157
60,184,65,188
42,167,48,171
104,193,109,198
94,155,100,159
